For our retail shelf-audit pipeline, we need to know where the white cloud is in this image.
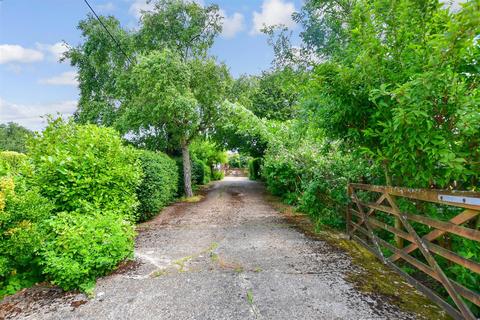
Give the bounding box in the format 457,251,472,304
220,10,245,39
441,0,467,11
39,71,78,86
96,2,115,12
36,42,69,61
0,44,44,64
251,0,296,35
0,98,77,131
129,0,155,19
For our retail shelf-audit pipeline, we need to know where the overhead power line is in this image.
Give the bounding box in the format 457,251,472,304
82,0,133,65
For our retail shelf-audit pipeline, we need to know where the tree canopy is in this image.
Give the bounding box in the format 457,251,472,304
67,0,230,196
0,123,33,153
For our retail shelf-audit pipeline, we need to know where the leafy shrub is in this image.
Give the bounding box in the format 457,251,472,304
248,158,262,180
212,170,224,181
298,152,378,228
190,139,227,169
28,119,142,217
0,174,54,298
191,157,206,185
136,150,178,222
41,210,135,292
262,157,302,204
0,151,30,176
228,153,249,168
203,163,212,184
262,123,381,228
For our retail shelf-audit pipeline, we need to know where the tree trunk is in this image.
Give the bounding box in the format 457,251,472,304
181,141,193,198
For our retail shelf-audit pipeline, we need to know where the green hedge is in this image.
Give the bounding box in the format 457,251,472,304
262,143,380,229
0,174,53,298
0,119,143,295
248,158,262,180
212,170,224,181
136,150,178,222
28,119,142,218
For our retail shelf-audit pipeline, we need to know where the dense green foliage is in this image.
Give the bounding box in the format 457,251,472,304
229,69,299,121
28,119,142,217
248,158,262,180
0,164,54,297
2,0,478,315
0,123,33,153
0,121,143,297
0,151,30,176
228,154,249,168
41,210,135,292
136,150,178,222
246,0,479,315
297,0,479,189
190,139,227,170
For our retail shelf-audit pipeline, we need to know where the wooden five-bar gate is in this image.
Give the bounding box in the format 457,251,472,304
346,183,480,320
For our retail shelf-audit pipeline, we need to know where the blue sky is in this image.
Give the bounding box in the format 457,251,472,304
0,0,302,130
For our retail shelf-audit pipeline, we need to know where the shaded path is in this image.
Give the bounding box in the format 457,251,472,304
1,177,445,320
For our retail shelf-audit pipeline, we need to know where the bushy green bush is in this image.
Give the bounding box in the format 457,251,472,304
248,158,262,180
203,163,212,184
190,139,227,169
262,123,381,228
41,210,135,292
0,173,54,298
262,157,303,204
28,119,142,217
212,170,224,181
136,150,178,222
0,151,30,176
191,157,206,185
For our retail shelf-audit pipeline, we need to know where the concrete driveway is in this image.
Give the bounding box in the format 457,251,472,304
0,177,447,320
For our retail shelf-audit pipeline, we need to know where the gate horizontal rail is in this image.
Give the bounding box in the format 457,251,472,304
347,183,480,320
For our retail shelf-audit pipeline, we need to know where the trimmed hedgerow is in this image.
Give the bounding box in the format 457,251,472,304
248,158,262,180
136,150,178,222
28,118,142,218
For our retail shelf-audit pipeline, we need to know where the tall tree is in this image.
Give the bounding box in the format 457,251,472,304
118,50,229,197
66,15,133,126
137,0,222,60
67,0,228,196
0,123,33,153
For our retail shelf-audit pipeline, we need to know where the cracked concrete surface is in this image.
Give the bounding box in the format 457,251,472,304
0,177,446,320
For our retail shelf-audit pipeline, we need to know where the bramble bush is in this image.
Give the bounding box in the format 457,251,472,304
136,150,178,222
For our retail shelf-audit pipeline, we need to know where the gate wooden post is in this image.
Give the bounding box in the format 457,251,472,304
346,184,352,239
